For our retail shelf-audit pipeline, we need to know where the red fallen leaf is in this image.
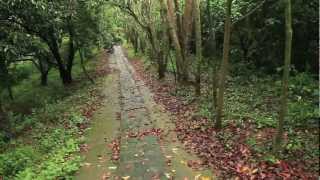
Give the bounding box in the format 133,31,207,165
108,138,120,162
187,160,202,170
279,160,289,171
278,172,291,179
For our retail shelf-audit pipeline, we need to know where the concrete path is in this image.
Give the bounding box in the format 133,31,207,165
75,47,214,179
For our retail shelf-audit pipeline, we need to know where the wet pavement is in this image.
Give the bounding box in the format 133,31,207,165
75,47,214,180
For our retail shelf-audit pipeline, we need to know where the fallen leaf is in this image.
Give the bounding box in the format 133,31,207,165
165,173,171,179
194,174,201,180
200,176,212,180
83,162,92,167
172,148,178,154
180,160,187,165
122,176,130,180
108,166,117,170
101,172,111,180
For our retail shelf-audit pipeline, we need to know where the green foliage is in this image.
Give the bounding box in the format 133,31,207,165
11,63,35,83
15,138,81,180
0,47,101,179
37,128,75,153
0,146,39,178
0,93,88,179
263,154,279,164
199,70,318,129
7,112,36,133
0,104,84,179
286,72,319,127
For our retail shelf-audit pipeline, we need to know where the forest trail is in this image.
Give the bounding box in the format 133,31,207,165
76,46,214,179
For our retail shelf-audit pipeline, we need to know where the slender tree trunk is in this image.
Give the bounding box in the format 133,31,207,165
7,85,13,100
273,0,293,153
40,71,49,86
66,17,75,84
158,58,166,79
134,34,139,53
0,60,14,100
212,70,218,110
158,0,171,80
79,48,95,84
215,0,232,129
0,98,8,132
174,0,182,42
181,0,194,80
164,0,184,82
38,59,49,86
194,0,202,96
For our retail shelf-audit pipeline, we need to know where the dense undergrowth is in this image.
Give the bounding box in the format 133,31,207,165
125,45,319,178
0,50,107,179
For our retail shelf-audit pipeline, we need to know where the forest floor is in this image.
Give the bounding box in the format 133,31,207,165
75,46,213,179
123,46,318,179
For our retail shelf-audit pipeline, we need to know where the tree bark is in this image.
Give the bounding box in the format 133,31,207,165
79,48,95,84
66,17,75,84
182,0,194,53
0,58,14,100
273,0,293,153
173,0,183,41
38,59,49,86
194,0,202,96
0,98,8,132
215,0,232,129
7,85,13,100
164,0,185,81
48,36,71,85
40,71,49,86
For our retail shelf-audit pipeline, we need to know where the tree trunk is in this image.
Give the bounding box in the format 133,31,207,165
66,17,75,84
7,85,13,100
0,59,14,100
164,0,185,81
0,98,8,132
212,71,218,110
48,34,71,85
158,60,166,79
173,0,182,41
215,0,232,129
194,0,202,96
40,71,49,86
158,0,171,80
273,0,293,153
38,59,49,86
176,0,194,82
79,48,95,84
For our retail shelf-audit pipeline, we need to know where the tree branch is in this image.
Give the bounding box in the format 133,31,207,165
232,0,267,26
108,2,149,31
